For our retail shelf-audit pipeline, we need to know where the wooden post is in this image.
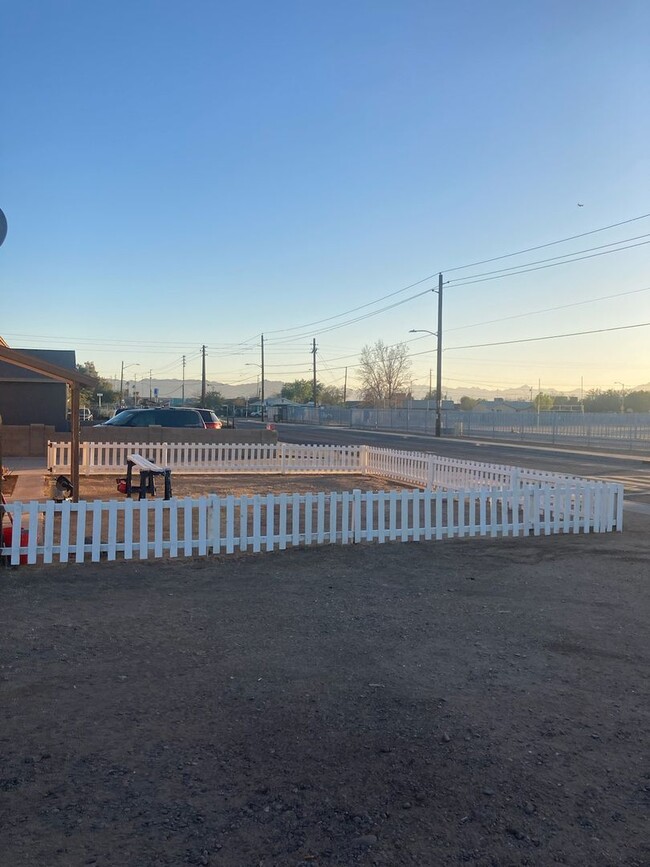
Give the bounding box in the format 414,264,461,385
0,417,4,519
71,384,80,503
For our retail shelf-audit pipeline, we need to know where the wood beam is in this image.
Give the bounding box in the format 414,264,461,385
0,346,95,387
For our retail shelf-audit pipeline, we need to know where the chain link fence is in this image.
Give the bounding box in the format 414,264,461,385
282,406,650,452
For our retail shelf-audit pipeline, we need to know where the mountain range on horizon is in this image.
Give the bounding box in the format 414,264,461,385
110,378,650,403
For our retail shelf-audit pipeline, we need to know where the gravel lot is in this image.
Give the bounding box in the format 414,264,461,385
1,513,648,866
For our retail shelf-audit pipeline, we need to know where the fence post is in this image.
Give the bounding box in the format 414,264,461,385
280,442,286,474
510,468,519,492
352,488,362,542
426,454,435,489
360,445,369,475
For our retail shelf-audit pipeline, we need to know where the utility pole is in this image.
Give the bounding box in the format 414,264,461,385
201,345,206,405
260,334,265,422
311,338,318,407
343,367,348,404
182,355,186,404
149,369,152,401
435,272,443,437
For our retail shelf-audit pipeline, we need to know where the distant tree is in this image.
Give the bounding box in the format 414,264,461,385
358,340,411,406
583,389,623,413
195,389,224,411
279,379,344,405
533,392,554,411
552,395,581,407
76,361,117,406
459,396,479,411
623,390,650,412
281,379,314,403
319,385,344,405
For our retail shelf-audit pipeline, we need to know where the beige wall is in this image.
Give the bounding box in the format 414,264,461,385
2,424,277,457
63,427,278,445
1,424,56,457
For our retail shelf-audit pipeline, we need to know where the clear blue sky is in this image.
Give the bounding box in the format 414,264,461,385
2,0,649,396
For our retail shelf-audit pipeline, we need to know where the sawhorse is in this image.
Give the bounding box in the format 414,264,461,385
126,454,173,500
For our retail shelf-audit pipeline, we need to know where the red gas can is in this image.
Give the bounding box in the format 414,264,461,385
1,526,29,565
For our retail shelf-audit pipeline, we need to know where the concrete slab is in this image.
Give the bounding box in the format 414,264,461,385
4,466,47,503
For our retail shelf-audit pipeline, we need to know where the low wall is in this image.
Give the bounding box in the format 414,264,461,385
54,427,278,445
1,424,57,457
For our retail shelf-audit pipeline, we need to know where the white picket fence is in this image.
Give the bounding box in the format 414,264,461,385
1,481,622,566
48,441,585,490
0,442,621,566
47,441,365,476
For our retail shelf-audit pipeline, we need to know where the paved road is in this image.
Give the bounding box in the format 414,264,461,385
237,419,650,503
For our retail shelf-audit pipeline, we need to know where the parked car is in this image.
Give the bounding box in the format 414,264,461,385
95,407,206,428
195,409,223,429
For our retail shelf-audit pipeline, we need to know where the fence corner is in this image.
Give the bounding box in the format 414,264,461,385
360,445,369,474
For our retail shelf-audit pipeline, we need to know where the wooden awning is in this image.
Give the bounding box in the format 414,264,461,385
0,345,96,502
0,346,95,387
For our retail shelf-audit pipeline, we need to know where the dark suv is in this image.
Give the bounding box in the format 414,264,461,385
97,408,206,428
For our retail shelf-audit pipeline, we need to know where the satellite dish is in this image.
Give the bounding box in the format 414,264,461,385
0,209,6,247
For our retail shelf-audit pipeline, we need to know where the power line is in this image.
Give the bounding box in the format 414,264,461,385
445,320,650,353
260,210,650,338
446,233,650,285
263,272,438,337
259,278,650,365
446,239,650,290
7,214,650,356
443,211,650,274
264,237,650,345
445,285,650,334
291,319,650,375
264,287,434,345
202,277,650,375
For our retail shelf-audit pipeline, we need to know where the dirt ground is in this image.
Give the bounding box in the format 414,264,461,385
1,514,648,867
46,473,415,501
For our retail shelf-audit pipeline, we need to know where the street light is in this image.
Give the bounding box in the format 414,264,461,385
410,327,443,437
614,381,626,413
119,361,139,403
409,272,443,437
246,363,264,420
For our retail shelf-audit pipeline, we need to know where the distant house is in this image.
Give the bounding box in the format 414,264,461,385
247,397,300,421
410,399,457,410
473,398,533,413
0,348,77,429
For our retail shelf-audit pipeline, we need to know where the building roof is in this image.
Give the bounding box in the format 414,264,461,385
0,346,95,387
473,399,533,411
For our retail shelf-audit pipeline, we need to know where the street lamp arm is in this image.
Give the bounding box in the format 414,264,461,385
409,271,443,436
119,361,140,403
409,328,438,337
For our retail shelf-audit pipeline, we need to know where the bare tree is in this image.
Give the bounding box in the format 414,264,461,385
358,340,411,406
